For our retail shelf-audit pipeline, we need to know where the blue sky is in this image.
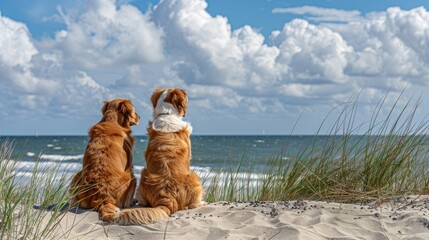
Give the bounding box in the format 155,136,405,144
3,1,429,40
1,0,429,135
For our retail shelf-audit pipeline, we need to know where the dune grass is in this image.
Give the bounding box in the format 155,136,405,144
206,93,429,203
0,141,71,240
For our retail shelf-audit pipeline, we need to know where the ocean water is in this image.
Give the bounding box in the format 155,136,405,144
0,135,334,186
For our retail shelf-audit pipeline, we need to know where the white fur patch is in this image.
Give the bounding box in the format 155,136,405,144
152,116,192,133
152,90,192,134
153,91,178,118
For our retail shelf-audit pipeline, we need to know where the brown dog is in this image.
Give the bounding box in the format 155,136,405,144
70,98,140,222
118,88,204,225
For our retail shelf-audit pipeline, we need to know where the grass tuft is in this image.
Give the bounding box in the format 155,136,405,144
0,141,71,240
206,93,429,203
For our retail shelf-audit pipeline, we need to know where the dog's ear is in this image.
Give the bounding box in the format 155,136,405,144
120,99,140,126
150,87,164,108
168,88,188,117
101,100,110,115
120,100,133,115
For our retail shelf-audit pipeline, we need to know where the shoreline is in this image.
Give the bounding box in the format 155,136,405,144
45,195,429,239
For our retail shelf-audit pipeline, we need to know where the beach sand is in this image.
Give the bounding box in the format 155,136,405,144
46,196,429,240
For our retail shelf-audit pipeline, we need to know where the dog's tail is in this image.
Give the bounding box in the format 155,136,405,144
117,206,170,225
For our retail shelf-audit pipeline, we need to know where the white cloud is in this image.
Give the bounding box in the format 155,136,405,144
272,19,352,84
2,1,429,134
188,85,242,109
0,15,37,66
325,7,429,90
48,71,116,118
151,0,351,106
46,0,164,69
153,0,245,85
272,6,362,23
0,14,60,94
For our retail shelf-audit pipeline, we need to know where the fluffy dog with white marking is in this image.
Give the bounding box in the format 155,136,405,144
118,87,204,225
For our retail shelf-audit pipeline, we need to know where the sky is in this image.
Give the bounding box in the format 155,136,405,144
1,0,429,135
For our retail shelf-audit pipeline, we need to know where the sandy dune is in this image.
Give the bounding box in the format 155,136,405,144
47,196,429,239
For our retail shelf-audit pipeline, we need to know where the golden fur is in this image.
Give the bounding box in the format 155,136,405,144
69,98,140,222
118,88,204,225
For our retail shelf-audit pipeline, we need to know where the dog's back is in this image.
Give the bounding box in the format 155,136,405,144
141,126,198,208
72,122,124,206
70,99,139,223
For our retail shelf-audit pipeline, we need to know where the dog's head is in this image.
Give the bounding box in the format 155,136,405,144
151,87,188,118
101,98,140,127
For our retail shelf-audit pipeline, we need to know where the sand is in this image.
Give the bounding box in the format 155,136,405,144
44,196,429,240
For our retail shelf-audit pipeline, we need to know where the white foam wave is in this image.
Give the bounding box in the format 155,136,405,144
11,161,82,174
26,152,35,157
191,166,211,174
47,144,54,148
5,160,266,192
39,154,83,161
1,160,82,187
132,164,264,189
132,165,212,176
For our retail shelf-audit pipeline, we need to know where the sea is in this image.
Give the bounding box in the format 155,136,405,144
0,135,333,186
